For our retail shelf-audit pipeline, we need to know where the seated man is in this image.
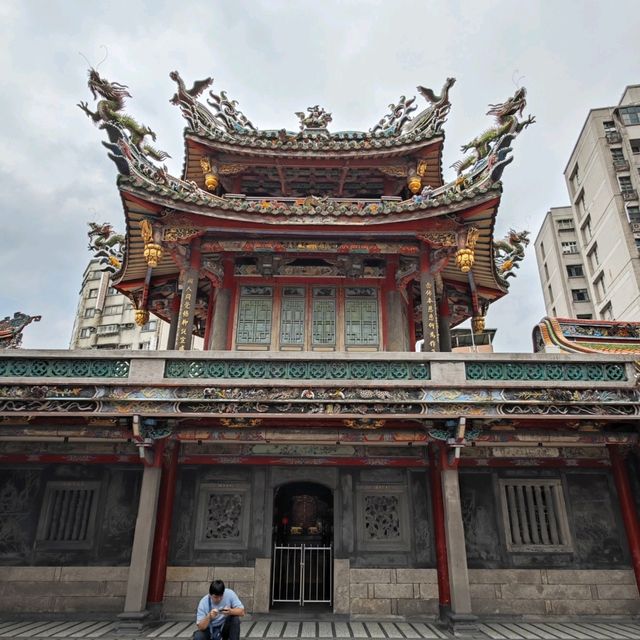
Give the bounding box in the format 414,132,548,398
195,579,245,640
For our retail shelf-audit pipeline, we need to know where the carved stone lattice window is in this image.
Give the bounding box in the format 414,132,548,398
195,483,250,550
204,494,242,540
36,481,100,550
364,495,400,540
499,479,572,553
356,484,410,551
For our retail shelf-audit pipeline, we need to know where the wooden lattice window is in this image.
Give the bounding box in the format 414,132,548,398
36,481,100,549
345,288,379,346
499,479,572,552
236,286,273,345
312,288,336,346
279,287,305,346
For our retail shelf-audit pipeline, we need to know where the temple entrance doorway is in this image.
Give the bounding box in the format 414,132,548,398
270,481,333,610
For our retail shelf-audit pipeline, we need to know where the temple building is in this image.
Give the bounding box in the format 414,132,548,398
0,69,638,634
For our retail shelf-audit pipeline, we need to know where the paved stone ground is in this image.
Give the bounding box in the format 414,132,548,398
0,619,639,640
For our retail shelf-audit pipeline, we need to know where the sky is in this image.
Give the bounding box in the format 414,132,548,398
1,0,639,352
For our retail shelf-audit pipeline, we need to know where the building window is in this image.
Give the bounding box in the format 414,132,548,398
107,287,118,296
83,308,96,319
575,194,586,219
561,241,578,255
35,481,100,550
619,106,640,126
236,286,273,345
569,163,580,192
312,287,337,346
103,305,123,316
118,344,132,350
79,328,93,338
194,483,250,550
603,120,616,132
540,242,546,259
279,287,305,346
576,314,592,319
547,284,553,301
635,237,640,251
631,139,640,155
587,244,599,273
139,341,151,350
345,288,379,346
581,217,592,244
552,307,557,317
611,148,625,162
594,273,606,302
499,479,572,552
566,264,584,278
543,263,549,280
142,320,157,332
601,302,613,320
88,288,98,298
96,324,120,335
571,288,590,302
556,218,574,231
619,176,634,193
627,205,640,223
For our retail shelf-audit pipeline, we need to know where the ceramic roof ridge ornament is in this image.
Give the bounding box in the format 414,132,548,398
0,312,41,349
452,86,535,181
87,221,125,274
295,105,333,132
78,68,170,162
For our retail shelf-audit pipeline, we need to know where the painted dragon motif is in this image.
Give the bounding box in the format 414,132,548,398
452,87,535,176
78,69,170,162
87,221,125,274
494,229,530,281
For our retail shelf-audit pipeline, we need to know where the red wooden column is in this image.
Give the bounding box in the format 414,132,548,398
429,443,452,618
609,445,640,593
203,286,216,349
147,441,180,609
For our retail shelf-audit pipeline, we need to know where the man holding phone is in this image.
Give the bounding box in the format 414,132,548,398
195,579,245,640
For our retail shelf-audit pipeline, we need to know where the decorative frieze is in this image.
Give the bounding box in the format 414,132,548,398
0,359,130,378
466,362,626,382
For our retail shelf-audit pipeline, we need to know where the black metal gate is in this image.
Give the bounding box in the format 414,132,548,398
271,544,332,606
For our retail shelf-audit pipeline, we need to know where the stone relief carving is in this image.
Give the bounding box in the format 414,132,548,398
363,494,400,540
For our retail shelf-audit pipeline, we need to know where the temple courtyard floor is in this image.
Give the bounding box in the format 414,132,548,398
0,617,639,640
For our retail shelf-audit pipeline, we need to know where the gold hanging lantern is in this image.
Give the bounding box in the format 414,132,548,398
455,248,474,273
134,309,149,327
407,174,422,194
472,315,485,333
143,243,163,267
204,172,219,191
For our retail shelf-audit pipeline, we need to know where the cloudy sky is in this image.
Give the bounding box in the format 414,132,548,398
1,0,639,352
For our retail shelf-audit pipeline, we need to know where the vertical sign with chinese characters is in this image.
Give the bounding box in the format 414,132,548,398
420,273,440,352
176,269,198,351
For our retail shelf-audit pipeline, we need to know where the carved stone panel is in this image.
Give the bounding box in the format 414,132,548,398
194,482,251,550
355,484,410,551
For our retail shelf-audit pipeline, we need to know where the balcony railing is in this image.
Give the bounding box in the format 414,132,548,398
622,189,638,201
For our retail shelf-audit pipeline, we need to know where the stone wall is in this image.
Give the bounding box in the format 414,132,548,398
348,568,439,617
163,566,256,615
469,569,640,616
0,567,128,613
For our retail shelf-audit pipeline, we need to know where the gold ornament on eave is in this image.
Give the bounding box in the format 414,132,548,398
455,248,474,273
134,309,149,326
407,175,422,194
472,315,485,333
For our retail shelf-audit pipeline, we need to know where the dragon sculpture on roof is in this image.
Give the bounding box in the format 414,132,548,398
78,69,170,162
0,312,41,349
87,221,125,274
494,228,530,283
453,87,535,177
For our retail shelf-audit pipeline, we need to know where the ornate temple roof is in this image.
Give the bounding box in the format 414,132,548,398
534,317,640,354
80,68,534,327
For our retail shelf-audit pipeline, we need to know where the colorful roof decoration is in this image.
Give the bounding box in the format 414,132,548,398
79,67,534,331
0,312,41,349
534,317,640,354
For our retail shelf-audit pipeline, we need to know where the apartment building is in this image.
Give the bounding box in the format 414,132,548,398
535,85,640,320
70,259,169,350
